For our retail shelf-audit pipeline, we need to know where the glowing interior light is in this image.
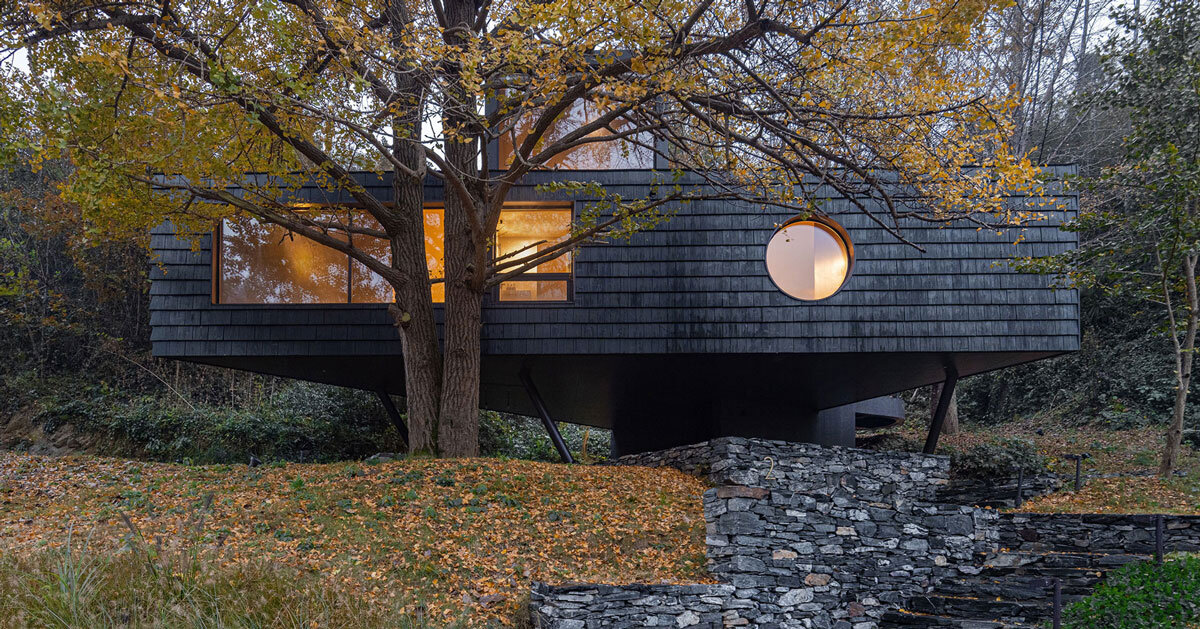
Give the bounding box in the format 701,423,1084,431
765,219,853,301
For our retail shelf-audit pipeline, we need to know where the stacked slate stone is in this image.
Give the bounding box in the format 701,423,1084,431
701,439,997,627
528,584,741,629
1000,512,1200,554
532,437,998,628
882,512,1200,626
607,440,718,478
936,473,1063,509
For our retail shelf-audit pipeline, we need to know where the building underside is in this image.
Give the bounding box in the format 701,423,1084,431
180,350,1061,454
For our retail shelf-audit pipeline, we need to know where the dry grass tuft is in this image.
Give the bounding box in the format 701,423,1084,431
0,452,710,626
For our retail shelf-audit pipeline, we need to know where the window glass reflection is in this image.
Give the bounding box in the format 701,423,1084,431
424,209,445,303
217,205,573,305
496,209,572,273
499,280,568,301
764,220,852,301
219,215,349,304
348,213,392,303
498,100,654,170
496,207,572,302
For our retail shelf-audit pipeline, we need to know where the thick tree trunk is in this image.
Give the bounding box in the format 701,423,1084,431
930,383,960,436
437,134,485,456
389,175,443,454
385,74,442,454
1160,253,1198,476
436,0,486,457
438,280,483,456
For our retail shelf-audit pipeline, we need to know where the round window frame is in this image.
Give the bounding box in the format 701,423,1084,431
764,215,856,302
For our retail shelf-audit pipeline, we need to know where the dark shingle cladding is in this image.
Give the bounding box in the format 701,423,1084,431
148,166,1079,359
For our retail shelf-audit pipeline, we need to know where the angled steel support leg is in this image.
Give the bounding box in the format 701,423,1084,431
923,365,960,455
519,366,575,464
376,390,410,446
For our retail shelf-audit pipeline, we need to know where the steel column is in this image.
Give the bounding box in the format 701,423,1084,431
923,365,960,454
519,366,575,464
375,390,410,446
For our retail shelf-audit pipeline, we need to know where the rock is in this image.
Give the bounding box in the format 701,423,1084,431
804,573,831,586
777,588,814,606
716,485,769,499
676,610,700,627
716,511,763,536
365,452,402,464
728,555,766,572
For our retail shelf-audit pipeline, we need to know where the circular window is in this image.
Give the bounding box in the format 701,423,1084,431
765,217,854,301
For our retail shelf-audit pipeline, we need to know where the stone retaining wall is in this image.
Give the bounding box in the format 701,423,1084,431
1000,512,1200,554
530,583,742,628
617,437,952,502
937,473,1063,508
534,438,996,628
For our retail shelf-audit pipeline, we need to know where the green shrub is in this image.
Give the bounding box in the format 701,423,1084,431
18,372,609,465
1064,555,1200,628
479,411,611,462
27,380,404,464
950,437,1047,478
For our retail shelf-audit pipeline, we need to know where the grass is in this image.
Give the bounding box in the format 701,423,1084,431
882,415,1200,514
0,523,453,629
0,451,710,627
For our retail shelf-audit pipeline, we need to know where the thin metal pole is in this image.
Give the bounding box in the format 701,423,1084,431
519,366,575,464
1074,456,1083,492
1155,514,1165,563
1015,468,1025,509
1052,579,1062,629
923,365,960,455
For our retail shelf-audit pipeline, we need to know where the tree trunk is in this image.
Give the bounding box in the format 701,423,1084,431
930,383,960,436
436,165,485,456
438,279,483,457
435,0,486,457
386,73,442,454
1161,253,1198,476
389,167,442,454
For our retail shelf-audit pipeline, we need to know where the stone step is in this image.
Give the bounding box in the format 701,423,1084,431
905,592,1080,623
978,550,1149,571
934,574,1102,599
880,610,1039,628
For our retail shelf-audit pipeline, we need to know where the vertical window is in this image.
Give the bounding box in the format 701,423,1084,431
424,209,445,303
495,205,572,302
497,99,654,170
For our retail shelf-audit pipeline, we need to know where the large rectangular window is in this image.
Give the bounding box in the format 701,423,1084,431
215,204,572,304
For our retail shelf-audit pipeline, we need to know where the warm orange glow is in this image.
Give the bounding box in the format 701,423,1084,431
765,219,852,301
497,100,654,170
349,213,392,304
425,209,445,303
499,280,568,301
495,205,572,302
219,214,349,304
217,204,572,305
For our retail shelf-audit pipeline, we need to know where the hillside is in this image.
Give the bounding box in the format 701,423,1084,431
0,452,708,627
